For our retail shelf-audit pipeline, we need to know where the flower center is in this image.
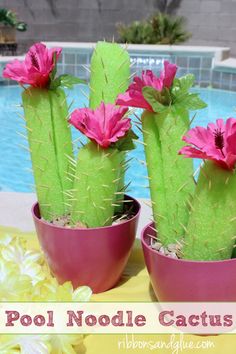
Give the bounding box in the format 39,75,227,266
214,129,225,156
30,52,40,70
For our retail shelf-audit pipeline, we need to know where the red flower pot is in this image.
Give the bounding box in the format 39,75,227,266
32,195,140,293
141,222,236,301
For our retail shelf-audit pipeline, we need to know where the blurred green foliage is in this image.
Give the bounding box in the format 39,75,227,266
0,8,27,31
117,12,191,45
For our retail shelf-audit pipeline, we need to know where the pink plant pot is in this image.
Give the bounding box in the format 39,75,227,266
141,222,236,302
32,195,140,293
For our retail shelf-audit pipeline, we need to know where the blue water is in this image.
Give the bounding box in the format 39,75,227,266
1,85,236,198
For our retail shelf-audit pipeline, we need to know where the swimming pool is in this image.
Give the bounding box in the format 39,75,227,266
1,85,236,198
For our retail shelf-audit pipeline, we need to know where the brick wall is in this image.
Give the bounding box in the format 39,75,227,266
175,0,236,55
2,0,236,56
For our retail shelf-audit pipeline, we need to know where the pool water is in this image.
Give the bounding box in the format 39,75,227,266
1,85,236,198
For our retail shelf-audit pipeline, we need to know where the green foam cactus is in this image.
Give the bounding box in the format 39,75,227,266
5,41,136,230
68,42,135,228
69,99,136,228
70,142,122,227
22,87,73,220
141,108,194,244
3,43,84,221
154,107,194,242
179,118,236,261
89,41,130,109
117,63,206,246
89,41,131,213
182,162,236,260
142,110,168,236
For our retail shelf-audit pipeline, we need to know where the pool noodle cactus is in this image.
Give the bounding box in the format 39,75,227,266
22,87,73,220
89,41,130,109
89,41,131,212
141,110,168,235
179,118,236,260
143,107,194,244
70,142,123,227
143,79,207,246
2,42,84,221
182,162,236,260
117,66,206,246
69,42,132,227
69,101,133,228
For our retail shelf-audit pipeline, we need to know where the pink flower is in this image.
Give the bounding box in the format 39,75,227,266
116,60,177,111
160,60,178,88
179,118,236,170
3,42,62,88
69,102,131,148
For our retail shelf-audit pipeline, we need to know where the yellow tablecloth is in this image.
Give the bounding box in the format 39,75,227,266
0,226,235,354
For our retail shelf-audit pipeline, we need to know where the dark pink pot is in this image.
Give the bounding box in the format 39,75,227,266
32,195,140,293
141,222,236,302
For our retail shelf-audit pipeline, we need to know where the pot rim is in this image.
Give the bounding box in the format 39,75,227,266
141,221,236,265
32,194,141,232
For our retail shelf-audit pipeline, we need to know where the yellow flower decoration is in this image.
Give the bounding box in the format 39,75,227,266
40,280,92,302
1,239,42,264
0,231,92,353
1,239,45,286
0,233,13,247
0,334,51,354
0,259,32,301
50,334,83,354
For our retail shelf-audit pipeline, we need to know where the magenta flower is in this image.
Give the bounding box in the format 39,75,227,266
3,42,62,88
116,60,177,111
69,102,131,148
179,118,236,170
